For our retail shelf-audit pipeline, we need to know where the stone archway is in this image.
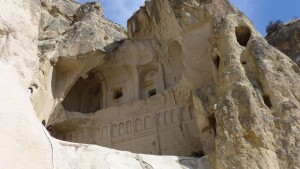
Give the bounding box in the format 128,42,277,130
62,72,105,114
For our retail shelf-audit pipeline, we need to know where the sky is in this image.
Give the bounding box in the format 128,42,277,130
79,0,300,36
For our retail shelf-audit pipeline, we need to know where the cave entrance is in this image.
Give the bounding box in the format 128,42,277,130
62,72,104,114
235,26,251,47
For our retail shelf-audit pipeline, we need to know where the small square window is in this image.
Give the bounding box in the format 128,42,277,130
113,87,123,99
148,89,156,97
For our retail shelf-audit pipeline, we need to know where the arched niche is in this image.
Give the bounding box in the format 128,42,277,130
61,64,136,114
62,71,106,114
119,123,125,136
138,64,164,99
102,126,108,140
143,70,158,97
126,121,132,134
94,65,135,107
135,118,143,132
170,110,178,123
166,40,185,85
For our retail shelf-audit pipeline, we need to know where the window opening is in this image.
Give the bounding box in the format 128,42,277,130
114,87,123,99
148,89,156,97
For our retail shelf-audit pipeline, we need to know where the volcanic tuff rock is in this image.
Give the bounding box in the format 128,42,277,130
0,0,209,168
32,0,126,120
1,0,300,169
266,19,300,67
0,0,40,87
39,0,126,57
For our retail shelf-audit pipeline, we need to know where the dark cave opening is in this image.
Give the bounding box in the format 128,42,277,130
235,26,251,47
213,55,220,70
208,114,217,136
263,94,272,108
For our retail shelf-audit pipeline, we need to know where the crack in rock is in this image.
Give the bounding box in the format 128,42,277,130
41,126,55,169
135,155,154,169
103,149,111,169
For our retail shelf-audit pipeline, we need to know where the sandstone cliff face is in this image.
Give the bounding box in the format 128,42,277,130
0,0,52,168
0,0,40,87
1,0,300,169
32,0,126,122
213,20,300,169
266,19,300,67
127,1,300,168
0,0,209,168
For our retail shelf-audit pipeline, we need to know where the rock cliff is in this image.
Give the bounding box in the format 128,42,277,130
266,19,300,67
1,0,300,169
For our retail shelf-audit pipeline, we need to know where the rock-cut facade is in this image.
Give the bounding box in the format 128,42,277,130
1,0,300,169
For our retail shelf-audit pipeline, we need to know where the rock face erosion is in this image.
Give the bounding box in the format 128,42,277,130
266,19,300,67
1,0,300,169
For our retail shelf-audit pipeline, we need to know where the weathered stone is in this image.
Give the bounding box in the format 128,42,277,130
266,19,300,67
1,0,300,169
0,0,40,87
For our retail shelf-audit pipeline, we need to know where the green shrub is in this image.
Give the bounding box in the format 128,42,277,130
266,20,284,34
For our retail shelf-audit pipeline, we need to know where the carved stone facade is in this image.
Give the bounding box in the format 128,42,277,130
55,104,203,156
12,0,300,168
50,62,212,156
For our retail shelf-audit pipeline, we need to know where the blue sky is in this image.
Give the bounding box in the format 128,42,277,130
79,0,300,36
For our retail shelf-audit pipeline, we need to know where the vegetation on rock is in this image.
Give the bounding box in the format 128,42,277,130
266,20,284,34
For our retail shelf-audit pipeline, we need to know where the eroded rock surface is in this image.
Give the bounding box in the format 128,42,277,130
266,19,300,67
0,0,41,87
0,0,208,168
1,0,300,169
32,0,126,122
0,0,51,168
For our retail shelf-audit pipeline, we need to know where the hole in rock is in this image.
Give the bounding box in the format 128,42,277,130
208,114,216,136
263,94,272,108
42,120,46,126
241,61,247,65
148,89,156,97
114,87,123,99
235,26,251,47
191,150,205,158
213,55,220,70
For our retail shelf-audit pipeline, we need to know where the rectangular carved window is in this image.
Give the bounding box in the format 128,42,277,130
113,87,123,99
